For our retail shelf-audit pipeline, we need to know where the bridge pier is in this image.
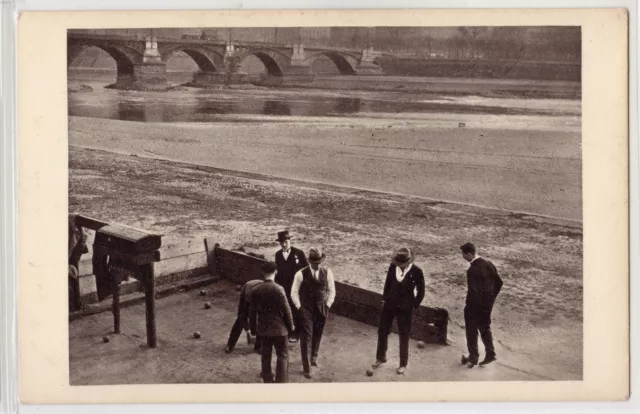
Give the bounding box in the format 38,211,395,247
106,63,169,91
186,70,250,88
106,37,170,91
354,47,384,75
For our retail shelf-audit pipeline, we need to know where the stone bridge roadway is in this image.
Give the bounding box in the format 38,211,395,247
68,32,386,90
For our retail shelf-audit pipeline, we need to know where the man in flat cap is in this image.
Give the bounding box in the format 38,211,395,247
459,242,503,368
250,261,296,383
290,247,336,379
274,230,308,343
372,247,426,375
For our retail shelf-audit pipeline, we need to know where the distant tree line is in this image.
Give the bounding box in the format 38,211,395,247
373,27,581,63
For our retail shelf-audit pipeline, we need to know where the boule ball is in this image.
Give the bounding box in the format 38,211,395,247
366,369,374,377
204,302,212,309
235,285,242,291
102,336,110,343
193,331,202,339
417,341,425,349
199,289,207,296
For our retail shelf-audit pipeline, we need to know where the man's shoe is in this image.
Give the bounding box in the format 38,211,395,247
303,371,312,379
461,355,478,365
371,359,386,369
466,360,477,369
311,357,318,367
224,345,232,354
479,355,497,366
396,366,406,375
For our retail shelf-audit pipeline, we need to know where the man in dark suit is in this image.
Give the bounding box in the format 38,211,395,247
372,247,426,375
459,242,503,368
225,278,263,354
274,230,308,343
290,248,336,379
250,261,296,383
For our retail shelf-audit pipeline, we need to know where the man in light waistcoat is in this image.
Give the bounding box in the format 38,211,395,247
291,247,336,379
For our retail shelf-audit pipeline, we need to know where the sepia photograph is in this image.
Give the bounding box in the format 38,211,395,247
65,25,584,386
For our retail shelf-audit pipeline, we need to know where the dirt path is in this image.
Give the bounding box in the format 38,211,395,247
69,147,583,380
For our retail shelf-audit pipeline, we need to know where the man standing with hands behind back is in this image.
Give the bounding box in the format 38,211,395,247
274,230,308,343
460,242,503,368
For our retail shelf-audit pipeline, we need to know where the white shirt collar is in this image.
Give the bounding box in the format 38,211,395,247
396,263,412,281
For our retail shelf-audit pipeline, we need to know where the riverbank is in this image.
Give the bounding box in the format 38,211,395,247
69,115,581,221
69,145,583,380
68,68,581,99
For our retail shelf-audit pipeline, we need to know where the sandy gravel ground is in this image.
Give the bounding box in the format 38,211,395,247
69,116,581,221
69,279,570,385
69,147,583,381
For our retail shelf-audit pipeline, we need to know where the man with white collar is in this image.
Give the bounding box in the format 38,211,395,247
290,247,336,379
372,247,426,375
459,242,503,368
274,230,308,343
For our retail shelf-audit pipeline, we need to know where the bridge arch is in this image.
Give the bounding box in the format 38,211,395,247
67,41,144,80
235,48,291,76
304,51,360,75
160,46,224,73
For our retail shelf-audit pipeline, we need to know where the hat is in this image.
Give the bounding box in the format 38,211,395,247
276,231,292,243
392,247,414,266
261,261,277,276
307,248,326,264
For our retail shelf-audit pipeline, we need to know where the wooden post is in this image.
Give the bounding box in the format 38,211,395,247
141,263,157,348
204,238,219,277
111,267,121,334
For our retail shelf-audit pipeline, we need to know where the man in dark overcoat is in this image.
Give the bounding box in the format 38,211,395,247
250,261,296,383
274,230,308,343
372,247,426,375
459,242,503,368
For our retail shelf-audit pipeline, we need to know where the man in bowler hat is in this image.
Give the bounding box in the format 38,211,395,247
460,242,503,368
250,261,296,383
274,230,308,343
372,247,426,375
224,278,263,354
290,248,336,379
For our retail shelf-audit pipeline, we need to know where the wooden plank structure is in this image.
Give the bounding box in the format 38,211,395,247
74,215,162,348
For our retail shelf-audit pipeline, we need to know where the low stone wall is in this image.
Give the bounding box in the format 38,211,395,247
210,242,448,344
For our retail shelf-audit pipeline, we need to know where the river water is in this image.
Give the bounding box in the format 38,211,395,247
68,73,581,124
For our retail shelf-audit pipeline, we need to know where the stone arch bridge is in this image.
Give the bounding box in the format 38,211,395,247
68,33,385,91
